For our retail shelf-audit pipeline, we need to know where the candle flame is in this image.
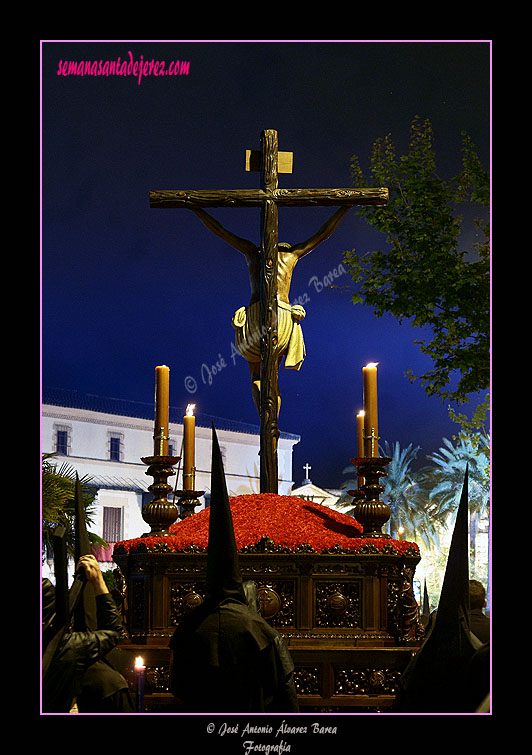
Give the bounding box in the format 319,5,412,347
186,404,196,417
357,410,365,417
134,656,145,669
365,362,379,369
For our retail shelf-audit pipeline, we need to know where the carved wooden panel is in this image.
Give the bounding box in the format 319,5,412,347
315,581,361,628
170,581,206,625
292,667,320,695
255,581,295,627
334,667,401,696
167,578,295,627
129,578,146,632
145,665,171,693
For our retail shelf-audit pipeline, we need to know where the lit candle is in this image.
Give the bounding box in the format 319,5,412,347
363,362,379,457
356,410,365,458
134,656,145,713
183,404,196,490
154,365,170,456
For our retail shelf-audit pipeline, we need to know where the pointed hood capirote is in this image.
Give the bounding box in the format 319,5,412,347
204,424,247,605
168,424,290,712
398,465,480,712
431,464,472,642
421,580,431,627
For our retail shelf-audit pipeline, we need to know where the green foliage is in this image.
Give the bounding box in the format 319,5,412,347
420,433,490,520
42,454,108,560
449,392,490,443
380,440,446,550
336,440,446,551
344,116,489,404
335,432,490,604
416,432,490,580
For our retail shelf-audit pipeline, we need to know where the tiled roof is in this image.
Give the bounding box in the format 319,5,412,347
42,387,300,441
86,475,149,493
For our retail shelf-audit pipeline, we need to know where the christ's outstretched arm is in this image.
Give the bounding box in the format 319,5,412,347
290,207,351,258
191,208,257,257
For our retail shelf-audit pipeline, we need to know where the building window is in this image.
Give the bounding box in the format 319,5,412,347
56,430,69,455
54,425,71,455
108,433,123,462
102,506,123,543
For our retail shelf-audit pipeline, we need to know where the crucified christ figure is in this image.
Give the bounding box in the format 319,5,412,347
191,206,350,415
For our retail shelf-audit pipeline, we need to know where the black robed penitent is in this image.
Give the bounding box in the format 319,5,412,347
42,475,131,713
168,425,299,713
397,466,485,713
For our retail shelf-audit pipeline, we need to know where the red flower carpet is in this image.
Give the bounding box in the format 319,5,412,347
115,494,419,557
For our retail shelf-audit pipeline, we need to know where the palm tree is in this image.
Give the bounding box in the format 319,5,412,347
380,441,448,550
42,454,107,563
381,441,420,538
417,433,490,575
335,441,444,551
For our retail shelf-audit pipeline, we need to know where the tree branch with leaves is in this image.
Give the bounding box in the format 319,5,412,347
344,116,489,406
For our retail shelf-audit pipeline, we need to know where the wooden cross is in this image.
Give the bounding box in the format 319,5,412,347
150,129,388,494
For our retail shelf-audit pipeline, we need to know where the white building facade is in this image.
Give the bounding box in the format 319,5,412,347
291,481,341,509
41,389,300,575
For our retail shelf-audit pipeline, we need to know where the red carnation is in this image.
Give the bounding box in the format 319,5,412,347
114,495,419,557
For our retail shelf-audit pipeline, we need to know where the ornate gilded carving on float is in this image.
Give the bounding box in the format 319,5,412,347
389,566,425,644
257,585,281,619
316,562,364,576
111,566,129,639
170,582,206,624
129,579,147,632
242,560,298,574
292,667,320,695
256,581,295,626
145,665,171,694
334,667,401,696
315,582,361,628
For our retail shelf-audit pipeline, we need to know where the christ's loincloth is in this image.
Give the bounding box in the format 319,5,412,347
232,299,306,370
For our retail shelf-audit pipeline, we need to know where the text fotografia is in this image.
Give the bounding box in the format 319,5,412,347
184,262,346,395
210,720,338,753
56,51,190,85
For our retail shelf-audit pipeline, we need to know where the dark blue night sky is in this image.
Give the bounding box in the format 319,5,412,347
41,40,490,488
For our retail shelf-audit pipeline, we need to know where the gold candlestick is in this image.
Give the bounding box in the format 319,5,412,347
140,454,180,535
174,486,205,519
348,456,392,538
